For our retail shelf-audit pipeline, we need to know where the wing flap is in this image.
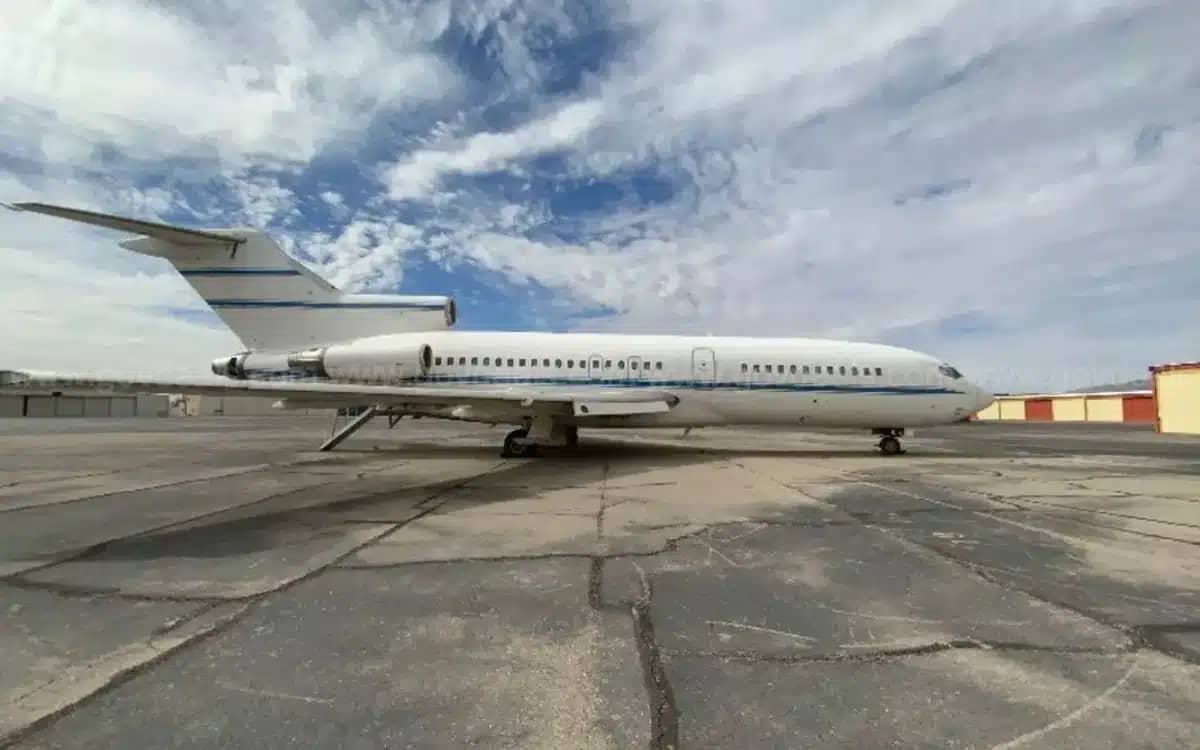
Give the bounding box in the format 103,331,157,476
573,400,672,417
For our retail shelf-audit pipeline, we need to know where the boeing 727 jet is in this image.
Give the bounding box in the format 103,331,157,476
2,202,993,456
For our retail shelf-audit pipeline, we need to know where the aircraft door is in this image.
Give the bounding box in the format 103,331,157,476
691,347,716,384
587,354,602,380
627,355,644,380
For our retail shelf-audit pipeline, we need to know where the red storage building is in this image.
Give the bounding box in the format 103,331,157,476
1024,398,1054,421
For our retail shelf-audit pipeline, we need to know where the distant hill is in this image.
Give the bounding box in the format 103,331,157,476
1074,378,1151,393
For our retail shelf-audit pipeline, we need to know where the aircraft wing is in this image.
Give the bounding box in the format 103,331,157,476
0,372,679,420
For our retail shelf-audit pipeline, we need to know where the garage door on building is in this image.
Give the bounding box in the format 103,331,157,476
1024,398,1053,421
26,396,55,417
83,398,111,417
1121,395,1156,424
110,397,136,418
0,396,24,417
56,398,86,417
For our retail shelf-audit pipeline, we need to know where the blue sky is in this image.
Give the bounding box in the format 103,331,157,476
1,0,1197,391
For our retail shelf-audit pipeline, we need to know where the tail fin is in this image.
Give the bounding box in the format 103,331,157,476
7,202,456,351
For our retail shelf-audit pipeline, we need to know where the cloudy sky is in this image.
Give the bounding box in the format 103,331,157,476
1,0,1197,391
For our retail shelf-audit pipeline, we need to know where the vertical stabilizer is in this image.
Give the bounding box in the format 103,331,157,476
7,202,456,350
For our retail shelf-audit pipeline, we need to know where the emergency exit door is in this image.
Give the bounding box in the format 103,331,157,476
691,348,716,384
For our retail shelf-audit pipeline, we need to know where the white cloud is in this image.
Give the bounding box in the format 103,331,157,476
0,0,458,166
289,217,423,291
1,0,1197,392
385,99,604,199
226,172,298,228
0,246,240,377
384,0,1200,389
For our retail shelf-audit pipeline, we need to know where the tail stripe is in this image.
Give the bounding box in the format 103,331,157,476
180,268,302,276
208,299,447,310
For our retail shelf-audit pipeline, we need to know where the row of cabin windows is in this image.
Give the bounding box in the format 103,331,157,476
432,356,665,371
740,363,884,377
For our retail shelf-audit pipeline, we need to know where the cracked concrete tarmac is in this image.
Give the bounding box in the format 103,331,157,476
1,417,1198,748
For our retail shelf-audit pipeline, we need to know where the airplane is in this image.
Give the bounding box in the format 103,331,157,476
1,202,994,457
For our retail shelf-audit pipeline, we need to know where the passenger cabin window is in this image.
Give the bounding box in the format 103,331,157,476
519,358,526,367
593,359,601,369
839,366,846,375
851,366,858,376
458,357,465,365
555,359,562,368
505,358,512,367
764,365,772,373
802,365,810,374
483,357,491,365
656,361,663,370
567,359,574,368
631,361,638,370
618,360,625,369
742,363,748,373
543,358,550,367
434,357,442,366
790,365,796,374
875,367,883,376
472,357,479,365
753,364,760,373
605,359,612,369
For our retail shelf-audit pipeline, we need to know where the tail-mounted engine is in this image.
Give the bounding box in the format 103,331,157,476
213,334,433,383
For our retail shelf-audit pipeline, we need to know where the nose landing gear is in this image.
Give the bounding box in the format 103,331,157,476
872,428,905,456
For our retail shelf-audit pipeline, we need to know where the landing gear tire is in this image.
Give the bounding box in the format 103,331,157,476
564,426,579,449
878,435,902,456
501,428,538,458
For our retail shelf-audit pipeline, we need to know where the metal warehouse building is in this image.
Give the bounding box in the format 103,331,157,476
0,392,171,418
1151,362,1200,435
974,390,1156,425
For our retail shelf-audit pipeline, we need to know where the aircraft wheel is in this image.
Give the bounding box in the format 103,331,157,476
502,428,537,458
564,426,579,448
878,436,902,456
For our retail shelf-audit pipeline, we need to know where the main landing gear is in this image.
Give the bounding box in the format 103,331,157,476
872,428,905,456
502,428,537,458
500,423,579,458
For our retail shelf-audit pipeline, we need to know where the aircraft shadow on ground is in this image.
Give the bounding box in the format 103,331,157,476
36,440,720,562
28,434,1010,565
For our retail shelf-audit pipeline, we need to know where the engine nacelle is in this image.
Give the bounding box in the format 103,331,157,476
212,351,296,379
287,334,433,382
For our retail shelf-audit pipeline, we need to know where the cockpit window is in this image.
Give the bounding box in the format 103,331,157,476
938,364,963,379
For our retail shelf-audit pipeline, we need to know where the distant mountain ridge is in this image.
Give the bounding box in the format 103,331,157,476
1073,378,1151,393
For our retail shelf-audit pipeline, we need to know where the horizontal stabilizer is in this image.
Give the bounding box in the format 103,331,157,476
6,202,239,246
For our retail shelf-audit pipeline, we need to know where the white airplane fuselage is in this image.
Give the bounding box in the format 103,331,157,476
230,330,993,430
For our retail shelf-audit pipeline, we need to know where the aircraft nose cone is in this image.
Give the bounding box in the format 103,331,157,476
974,385,994,411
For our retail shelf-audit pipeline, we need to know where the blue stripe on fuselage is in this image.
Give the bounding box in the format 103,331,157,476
246,372,962,395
